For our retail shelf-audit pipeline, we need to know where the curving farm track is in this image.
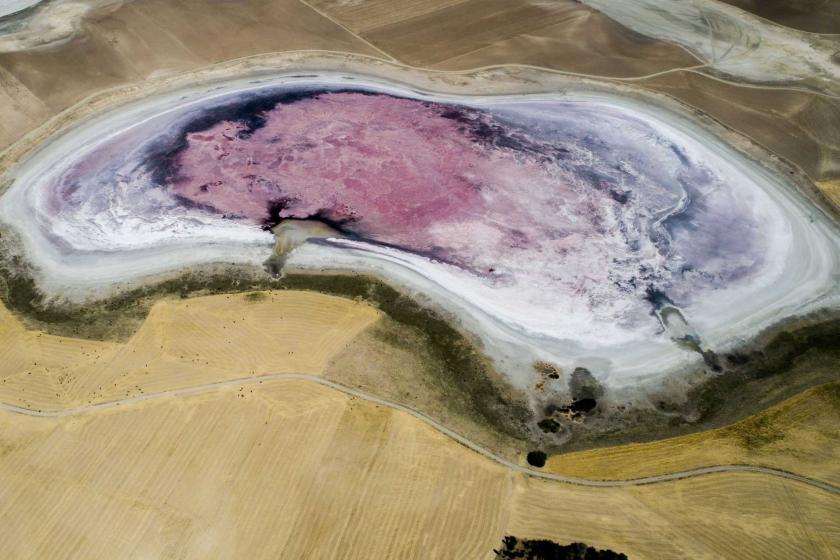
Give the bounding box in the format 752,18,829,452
1,371,837,496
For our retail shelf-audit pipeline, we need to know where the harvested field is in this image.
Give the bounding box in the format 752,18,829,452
305,0,469,34
324,317,528,459
333,0,700,72
0,5,837,558
0,0,380,150
718,0,840,34
635,70,840,182
817,179,840,208
548,382,840,486
511,472,839,560
429,13,701,78
0,378,836,559
0,291,379,411
0,63,49,151
0,0,700,152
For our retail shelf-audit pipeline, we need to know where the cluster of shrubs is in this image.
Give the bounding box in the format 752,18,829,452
494,536,628,559
526,451,547,468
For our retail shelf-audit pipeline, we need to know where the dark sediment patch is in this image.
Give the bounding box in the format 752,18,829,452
261,207,360,238
438,105,558,161
568,367,604,401
570,398,597,413
643,286,673,309
537,418,561,433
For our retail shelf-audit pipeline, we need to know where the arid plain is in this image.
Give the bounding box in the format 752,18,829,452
0,1,838,558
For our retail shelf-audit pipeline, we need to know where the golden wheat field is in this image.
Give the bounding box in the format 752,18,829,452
0,291,379,411
0,378,838,559
817,180,840,209
548,382,840,487
0,290,837,558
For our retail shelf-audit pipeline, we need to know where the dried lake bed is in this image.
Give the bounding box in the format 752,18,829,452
0,67,837,411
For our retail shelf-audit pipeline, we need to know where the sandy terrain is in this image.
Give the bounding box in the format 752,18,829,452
0,291,379,411
0,378,837,559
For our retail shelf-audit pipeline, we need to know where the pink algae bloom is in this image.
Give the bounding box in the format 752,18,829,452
171,93,503,249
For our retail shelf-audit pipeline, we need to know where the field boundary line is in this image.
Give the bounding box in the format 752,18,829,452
1,372,838,495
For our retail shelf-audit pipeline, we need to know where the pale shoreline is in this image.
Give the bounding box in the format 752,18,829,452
1,53,837,401
0,0,39,18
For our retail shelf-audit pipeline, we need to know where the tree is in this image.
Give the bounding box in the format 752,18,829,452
493,536,628,559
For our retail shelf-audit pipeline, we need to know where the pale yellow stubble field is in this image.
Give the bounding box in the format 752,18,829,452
0,378,837,559
0,291,379,411
548,381,840,487
3,289,838,487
